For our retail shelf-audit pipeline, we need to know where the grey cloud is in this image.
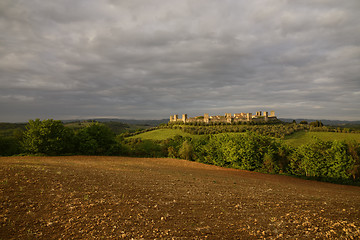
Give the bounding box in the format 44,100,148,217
0,0,359,122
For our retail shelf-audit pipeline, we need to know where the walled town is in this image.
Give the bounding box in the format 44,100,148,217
170,111,277,124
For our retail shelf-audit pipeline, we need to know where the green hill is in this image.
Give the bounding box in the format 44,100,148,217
284,131,360,147
128,129,196,140
131,127,360,148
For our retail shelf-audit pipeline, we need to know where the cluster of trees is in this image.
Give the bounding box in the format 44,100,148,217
294,120,358,133
155,133,360,183
1,119,359,184
8,119,117,156
166,123,308,139
0,119,165,157
0,136,22,156
308,126,357,133
290,140,359,181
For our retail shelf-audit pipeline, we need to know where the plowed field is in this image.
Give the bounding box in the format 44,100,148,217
1,156,359,239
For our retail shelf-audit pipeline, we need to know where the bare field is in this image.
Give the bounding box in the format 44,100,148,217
1,156,360,239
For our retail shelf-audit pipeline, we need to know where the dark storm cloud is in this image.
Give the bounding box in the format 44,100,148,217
1,0,359,122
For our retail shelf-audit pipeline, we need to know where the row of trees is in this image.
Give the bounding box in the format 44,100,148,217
1,119,359,184
166,120,360,136
167,123,308,139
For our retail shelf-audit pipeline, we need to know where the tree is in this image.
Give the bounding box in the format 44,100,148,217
326,141,354,179
347,141,360,180
0,136,22,156
22,119,74,155
310,120,323,127
126,139,164,157
290,139,354,181
76,122,115,155
179,140,193,160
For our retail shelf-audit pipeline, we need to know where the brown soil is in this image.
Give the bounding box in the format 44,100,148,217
1,156,359,239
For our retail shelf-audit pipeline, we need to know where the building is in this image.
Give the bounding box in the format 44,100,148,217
169,111,277,123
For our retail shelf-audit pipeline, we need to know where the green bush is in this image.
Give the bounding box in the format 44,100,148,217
75,122,115,155
0,136,22,156
124,138,165,158
179,140,194,160
289,139,356,181
193,132,288,171
22,119,74,155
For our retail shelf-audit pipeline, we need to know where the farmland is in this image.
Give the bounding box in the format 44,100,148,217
1,156,360,239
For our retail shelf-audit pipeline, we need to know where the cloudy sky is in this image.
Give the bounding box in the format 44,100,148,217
1,0,360,122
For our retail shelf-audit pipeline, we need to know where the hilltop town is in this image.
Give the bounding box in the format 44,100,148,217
170,111,277,124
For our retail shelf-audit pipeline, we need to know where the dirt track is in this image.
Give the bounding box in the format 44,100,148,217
1,156,360,239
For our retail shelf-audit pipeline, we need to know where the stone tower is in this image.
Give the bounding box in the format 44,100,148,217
173,114,178,121
270,111,275,117
264,111,268,121
204,113,210,123
182,114,187,123
225,113,232,123
247,113,252,121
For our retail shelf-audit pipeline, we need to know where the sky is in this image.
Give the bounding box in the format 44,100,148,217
1,0,360,122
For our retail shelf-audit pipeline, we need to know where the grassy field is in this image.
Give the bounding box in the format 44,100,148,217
131,128,360,148
128,128,197,140
284,131,360,147
1,156,359,239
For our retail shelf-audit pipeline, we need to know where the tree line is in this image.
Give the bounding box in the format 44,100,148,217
165,120,360,137
167,123,307,138
0,119,359,184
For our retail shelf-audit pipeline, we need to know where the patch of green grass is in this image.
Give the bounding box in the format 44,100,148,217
284,131,360,147
128,129,196,140
130,128,360,145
